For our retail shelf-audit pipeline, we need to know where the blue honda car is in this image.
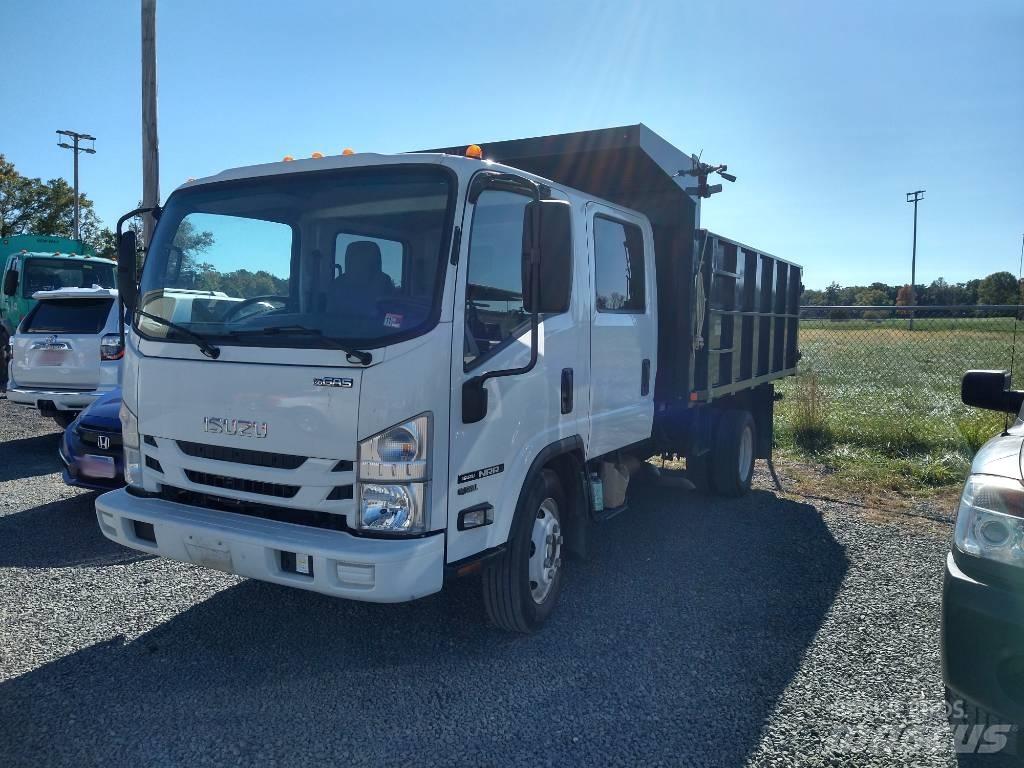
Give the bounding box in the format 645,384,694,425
59,387,124,490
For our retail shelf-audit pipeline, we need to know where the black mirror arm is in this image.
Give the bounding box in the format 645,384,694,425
116,205,160,348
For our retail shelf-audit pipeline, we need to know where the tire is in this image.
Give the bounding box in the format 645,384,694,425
711,410,756,497
685,452,712,492
53,412,77,430
482,468,565,633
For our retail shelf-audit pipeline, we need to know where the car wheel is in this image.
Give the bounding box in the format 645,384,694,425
711,410,756,497
482,468,565,633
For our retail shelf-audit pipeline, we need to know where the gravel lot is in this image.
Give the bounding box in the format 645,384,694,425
0,395,1012,767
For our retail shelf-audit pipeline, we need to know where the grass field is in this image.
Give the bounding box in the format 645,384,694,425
775,315,1021,497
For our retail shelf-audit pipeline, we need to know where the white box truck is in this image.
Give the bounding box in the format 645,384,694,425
96,125,801,631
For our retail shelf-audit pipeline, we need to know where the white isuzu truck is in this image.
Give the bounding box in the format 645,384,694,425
96,125,801,631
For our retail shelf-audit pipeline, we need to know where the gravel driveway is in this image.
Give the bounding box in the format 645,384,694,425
0,397,1006,767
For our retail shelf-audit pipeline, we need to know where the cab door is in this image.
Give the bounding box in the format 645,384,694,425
446,183,588,564
586,203,657,457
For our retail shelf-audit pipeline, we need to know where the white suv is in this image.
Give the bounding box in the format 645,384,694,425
7,287,121,427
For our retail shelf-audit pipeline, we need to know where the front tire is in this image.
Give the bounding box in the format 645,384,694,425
482,469,565,633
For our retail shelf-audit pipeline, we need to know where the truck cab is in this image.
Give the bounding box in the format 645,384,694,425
96,126,800,632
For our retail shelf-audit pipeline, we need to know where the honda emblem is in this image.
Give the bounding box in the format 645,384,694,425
96,435,111,450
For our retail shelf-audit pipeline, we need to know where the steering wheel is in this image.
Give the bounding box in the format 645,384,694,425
222,295,289,323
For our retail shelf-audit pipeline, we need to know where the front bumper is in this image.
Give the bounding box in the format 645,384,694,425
942,551,1024,725
59,431,123,491
7,385,111,413
94,488,444,603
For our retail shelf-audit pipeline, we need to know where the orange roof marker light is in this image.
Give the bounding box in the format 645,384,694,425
465,144,483,159
311,151,324,159
342,148,356,156
282,155,294,162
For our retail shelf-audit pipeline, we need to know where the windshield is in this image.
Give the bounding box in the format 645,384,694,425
137,166,453,348
24,258,116,297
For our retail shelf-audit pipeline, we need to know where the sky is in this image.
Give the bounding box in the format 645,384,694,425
1,0,1021,289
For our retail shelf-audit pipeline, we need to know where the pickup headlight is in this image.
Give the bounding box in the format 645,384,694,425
119,401,143,488
357,414,430,534
954,474,1024,568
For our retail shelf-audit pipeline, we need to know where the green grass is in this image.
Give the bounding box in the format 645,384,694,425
775,317,1017,494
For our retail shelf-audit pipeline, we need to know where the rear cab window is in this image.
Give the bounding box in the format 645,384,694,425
22,299,115,334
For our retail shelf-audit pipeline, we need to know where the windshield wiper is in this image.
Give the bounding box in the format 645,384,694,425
136,310,221,359
226,325,372,365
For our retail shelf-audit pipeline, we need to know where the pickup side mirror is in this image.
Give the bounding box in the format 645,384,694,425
522,199,572,314
962,370,1024,414
2,269,17,297
117,231,139,314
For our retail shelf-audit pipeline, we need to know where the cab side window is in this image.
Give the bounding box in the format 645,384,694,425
594,216,645,312
463,189,531,368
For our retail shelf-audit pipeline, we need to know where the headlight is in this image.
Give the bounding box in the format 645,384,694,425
119,401,143,488
358,483,427,534
357,414,430,534
359,413,429,481
954,474,1024,568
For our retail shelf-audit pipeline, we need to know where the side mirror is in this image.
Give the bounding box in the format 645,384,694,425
117,231,139,313
522,199,572,314
462,376,489,424
2,269,16,297
962,370,1024,414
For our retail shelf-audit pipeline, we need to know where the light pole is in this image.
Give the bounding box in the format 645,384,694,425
56,130,96,242
906,190,925,330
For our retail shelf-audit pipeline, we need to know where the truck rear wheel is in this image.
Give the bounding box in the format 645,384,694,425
482,468,565,633
711,410,756,497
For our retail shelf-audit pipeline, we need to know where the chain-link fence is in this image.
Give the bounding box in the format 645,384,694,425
775,305,1024,486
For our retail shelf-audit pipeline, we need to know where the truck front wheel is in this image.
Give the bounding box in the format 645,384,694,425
482,469,565,633
711,410,756,497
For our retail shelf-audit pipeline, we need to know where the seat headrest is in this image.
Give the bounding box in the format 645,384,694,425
345,241,382,278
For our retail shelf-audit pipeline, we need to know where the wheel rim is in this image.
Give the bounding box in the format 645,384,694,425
528,498,562,605
738,424,754,483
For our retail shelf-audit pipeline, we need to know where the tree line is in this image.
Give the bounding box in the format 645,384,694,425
803,273,1022,307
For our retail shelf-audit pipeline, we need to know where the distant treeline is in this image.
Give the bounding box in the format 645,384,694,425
802,271,1022,307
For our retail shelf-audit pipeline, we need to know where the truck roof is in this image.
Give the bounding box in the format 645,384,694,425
15,252,116,265
32,287,118,301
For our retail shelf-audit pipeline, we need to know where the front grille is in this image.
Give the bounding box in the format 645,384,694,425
157,485,350,532
77,426,122,450
183,469,299,498
177,441,307,470
326,485,353,501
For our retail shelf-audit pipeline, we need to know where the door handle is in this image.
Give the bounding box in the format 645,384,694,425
560,368,573,414
641,359,651,396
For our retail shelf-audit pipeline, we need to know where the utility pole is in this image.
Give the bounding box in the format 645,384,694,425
141,0,160,248
906,190,925,330
56,130,96,242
